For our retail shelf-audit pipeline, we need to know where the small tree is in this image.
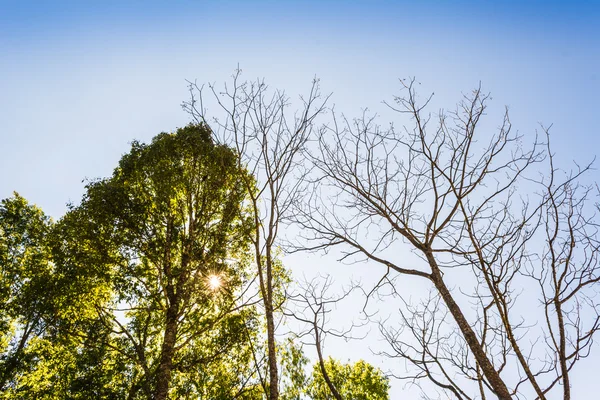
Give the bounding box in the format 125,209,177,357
285,275,365,400
306,358,390,400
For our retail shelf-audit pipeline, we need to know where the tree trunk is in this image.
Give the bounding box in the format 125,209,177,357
266,305,279,400
154,303,179,400
265,252,279,400
314,321,343,400
427,252,512,400
555,298,570,400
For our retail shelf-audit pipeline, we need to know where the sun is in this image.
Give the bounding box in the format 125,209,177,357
207,274,222,291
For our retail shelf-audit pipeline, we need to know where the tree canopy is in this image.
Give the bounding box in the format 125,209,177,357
306,358,389,400
0,124,389,400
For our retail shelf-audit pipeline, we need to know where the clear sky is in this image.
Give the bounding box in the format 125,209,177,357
1,0,599,397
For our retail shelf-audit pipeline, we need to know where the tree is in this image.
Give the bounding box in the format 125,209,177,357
0,194,132,399
296,79,600,399
0,194,54,393
58,124,259,399
276,336,390,400
285,275,365,400
183,68,329,400
306,358,390,400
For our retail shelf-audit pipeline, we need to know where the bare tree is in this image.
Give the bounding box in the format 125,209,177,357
378,290,481,400
294,79,600,399
285,275,363,400
183,69,328,400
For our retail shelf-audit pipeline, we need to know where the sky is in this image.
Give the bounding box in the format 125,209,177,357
1,0,599,398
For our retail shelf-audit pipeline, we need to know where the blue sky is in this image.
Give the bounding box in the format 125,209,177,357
2,1,598,218
1,0,599,397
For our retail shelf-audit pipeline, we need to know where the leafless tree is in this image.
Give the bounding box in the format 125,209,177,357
294,79,600,399
183,69,329,400
377,290,482,400
285,275,364,400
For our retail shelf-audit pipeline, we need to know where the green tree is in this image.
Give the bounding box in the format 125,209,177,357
306,358,390,400
0,194,55,394
0,194,129,399
54,124,258,399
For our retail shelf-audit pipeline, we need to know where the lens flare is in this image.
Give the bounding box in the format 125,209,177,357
207,274,222,291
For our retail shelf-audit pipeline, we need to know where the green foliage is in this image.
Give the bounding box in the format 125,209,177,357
0,194,130,399
0,125,390,400
61,124,258,398
0,194,55,394
0,125,266,399
280,338,309,400
306,358,390,400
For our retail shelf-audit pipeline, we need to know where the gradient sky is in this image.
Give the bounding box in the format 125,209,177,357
1,1,599,398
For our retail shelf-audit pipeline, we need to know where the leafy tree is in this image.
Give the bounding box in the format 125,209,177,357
51,124,259,399
0,194,55,394
306,358,390,400
0,194,130,399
